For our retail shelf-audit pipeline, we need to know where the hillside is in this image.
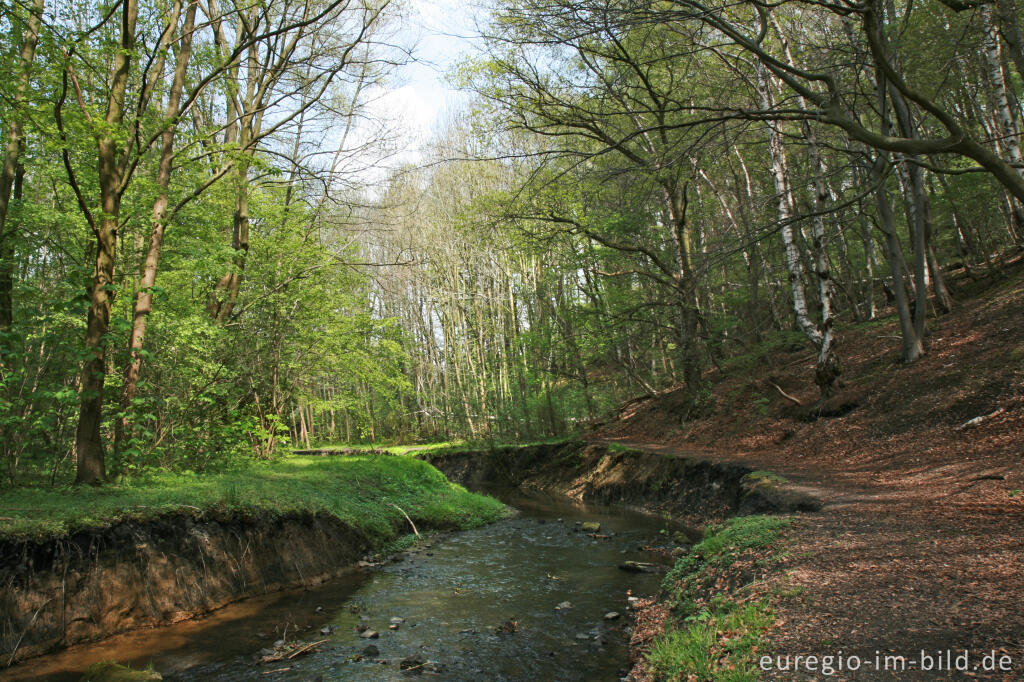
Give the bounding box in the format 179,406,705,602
597,267,1024,678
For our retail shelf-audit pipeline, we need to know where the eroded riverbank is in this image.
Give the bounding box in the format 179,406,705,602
5,491,684,681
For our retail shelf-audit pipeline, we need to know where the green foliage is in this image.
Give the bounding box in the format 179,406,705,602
3,0,1024,487
646,599,774,682
717,330,810,376
0,454,508,541
742,470,789,485
665,516,790,585
648,516,791,681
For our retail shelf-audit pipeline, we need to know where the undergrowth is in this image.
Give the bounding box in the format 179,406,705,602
647,515,791,681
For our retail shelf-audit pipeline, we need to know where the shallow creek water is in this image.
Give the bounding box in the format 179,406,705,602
5,490,687,681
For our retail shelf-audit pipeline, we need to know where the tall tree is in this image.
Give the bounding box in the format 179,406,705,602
0,0,44,339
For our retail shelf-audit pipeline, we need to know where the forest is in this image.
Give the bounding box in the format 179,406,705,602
1,0,1022,487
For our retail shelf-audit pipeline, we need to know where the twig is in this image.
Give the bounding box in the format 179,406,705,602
390,503,420,537
6,599,50,667
287,639,328,659
767,380,803,406
262,667,291,674
958,407,1006,431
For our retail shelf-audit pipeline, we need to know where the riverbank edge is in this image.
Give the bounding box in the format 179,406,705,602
0,458,506,667
424,439,820,526
630,515,792,681
424,439,815,680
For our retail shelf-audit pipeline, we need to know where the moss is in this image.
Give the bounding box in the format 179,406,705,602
80,661,162,681
647,516,790,681
742,470,788,485
739,471,821,515
606,442,643,455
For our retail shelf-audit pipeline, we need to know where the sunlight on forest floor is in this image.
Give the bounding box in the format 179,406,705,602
0,455,506,541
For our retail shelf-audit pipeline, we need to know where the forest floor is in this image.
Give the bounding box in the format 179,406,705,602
596,266,1024,679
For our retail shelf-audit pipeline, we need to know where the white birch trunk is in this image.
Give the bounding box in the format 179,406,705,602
756,63,823,351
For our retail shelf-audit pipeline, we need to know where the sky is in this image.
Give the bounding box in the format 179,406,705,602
366,0,486,162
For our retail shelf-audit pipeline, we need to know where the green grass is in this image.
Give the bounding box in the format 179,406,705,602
606,442,642,454
304,441,469,455
647,515,791,681
414,434,581,459
647,599,774,682
0,455,508,541
312,435,580,459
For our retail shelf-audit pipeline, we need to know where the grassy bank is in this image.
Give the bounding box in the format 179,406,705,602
646,515,791,681
0,454,508,541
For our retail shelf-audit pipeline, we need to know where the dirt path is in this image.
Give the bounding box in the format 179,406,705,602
597,436,1024,680
592,274,1024,679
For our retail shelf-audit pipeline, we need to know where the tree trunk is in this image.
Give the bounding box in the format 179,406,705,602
757,64,841,396
116,0,197,458
873,158,924,362
982,2,1024,245
75,0,139,485
661,182,705,407
0,0,44,338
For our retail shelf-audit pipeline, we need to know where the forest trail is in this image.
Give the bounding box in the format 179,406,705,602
591,273,1024,678
595,434,1024,678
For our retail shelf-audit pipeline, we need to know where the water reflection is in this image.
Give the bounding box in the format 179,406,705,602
5,490,684,681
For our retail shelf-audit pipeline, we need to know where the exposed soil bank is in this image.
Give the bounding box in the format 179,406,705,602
0,510,372,665
428,442,819,680
589,272,1024,679
426,441,821,528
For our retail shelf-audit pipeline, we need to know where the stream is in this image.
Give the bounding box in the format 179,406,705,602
4,490,687,681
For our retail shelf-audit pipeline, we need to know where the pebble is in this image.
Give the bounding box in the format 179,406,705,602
603,611,621,620
362,644,379,656
359,630,379,639
555,601,572,610
390,617,406,624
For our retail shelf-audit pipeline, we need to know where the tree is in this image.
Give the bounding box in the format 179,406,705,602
0,0,44,339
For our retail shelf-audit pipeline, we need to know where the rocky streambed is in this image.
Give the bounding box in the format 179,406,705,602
3,441,818,680
5,490,687,681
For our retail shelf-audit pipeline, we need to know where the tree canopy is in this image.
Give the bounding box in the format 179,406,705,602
2,0,1022,482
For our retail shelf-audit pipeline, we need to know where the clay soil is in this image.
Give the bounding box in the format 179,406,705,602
597,267,1024,680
